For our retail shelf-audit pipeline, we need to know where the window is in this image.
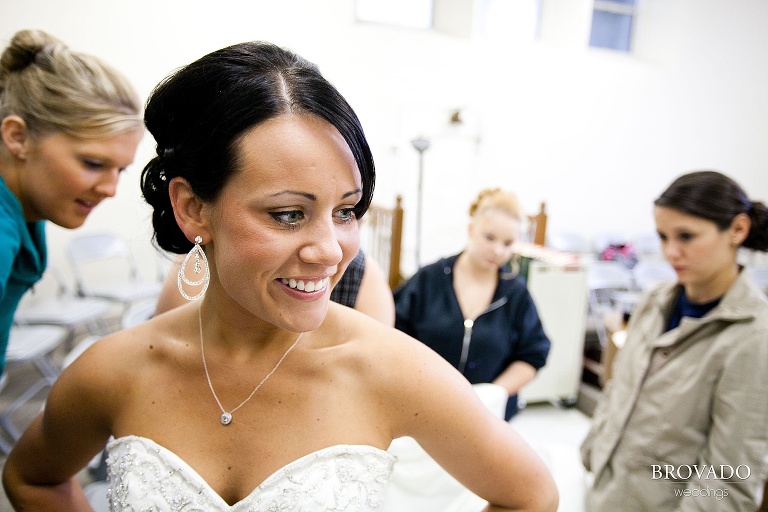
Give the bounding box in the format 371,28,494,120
589,0,636,52
355,0,433,30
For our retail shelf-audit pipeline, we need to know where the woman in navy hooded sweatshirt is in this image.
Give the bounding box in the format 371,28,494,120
394,188,550,420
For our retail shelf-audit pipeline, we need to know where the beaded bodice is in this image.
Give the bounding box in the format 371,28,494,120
105,436,396,511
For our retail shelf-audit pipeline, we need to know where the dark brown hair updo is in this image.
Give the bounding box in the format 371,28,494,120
654,170,768,251
140,41,376,254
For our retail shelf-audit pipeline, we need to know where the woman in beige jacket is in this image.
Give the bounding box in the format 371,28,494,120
581,170,768,511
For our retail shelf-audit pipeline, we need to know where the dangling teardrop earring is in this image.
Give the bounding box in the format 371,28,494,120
178,236,210,300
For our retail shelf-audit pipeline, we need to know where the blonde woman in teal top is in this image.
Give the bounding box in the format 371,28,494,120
0,29,142,373
0,175,47,372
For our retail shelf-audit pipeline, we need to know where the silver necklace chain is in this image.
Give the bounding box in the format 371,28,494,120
198,305,303,426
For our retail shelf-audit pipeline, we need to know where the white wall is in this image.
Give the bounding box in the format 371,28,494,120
2,0,767,283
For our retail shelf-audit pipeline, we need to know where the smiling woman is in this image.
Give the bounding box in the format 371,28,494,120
169,114,364,332
0,29,142,376
2,40,559,512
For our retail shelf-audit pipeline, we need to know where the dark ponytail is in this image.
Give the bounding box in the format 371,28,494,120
655,170,768,252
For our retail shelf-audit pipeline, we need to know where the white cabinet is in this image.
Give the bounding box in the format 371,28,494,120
519,260,588,405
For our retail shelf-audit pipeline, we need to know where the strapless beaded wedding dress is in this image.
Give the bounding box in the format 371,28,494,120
105,436,396,511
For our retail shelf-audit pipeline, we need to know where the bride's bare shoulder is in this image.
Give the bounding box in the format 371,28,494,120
322,302,452,375
66,303,199,377
324,302,415,345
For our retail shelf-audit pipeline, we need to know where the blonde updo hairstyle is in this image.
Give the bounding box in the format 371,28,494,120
0,29,141,141
468,187,523,221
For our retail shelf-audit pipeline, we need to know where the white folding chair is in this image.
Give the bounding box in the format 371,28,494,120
746,266,768,295
0,373,11,454
587,261,634,349
548,232,591,254
632,232,662,258
84,480,110,512
588,260,635,291
14,266,113,339
0,325,67,450
632,259,676,291
66,232,162,309
121,298,157,329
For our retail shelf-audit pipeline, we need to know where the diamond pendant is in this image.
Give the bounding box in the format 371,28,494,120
220,412,232,425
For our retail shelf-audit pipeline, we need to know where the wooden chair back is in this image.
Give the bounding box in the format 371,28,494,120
527,201,548,246
360,195,404,289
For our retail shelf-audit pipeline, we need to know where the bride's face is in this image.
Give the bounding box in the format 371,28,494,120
204,114,362,331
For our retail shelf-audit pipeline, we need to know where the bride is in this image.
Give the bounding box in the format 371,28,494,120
2,41,558,512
